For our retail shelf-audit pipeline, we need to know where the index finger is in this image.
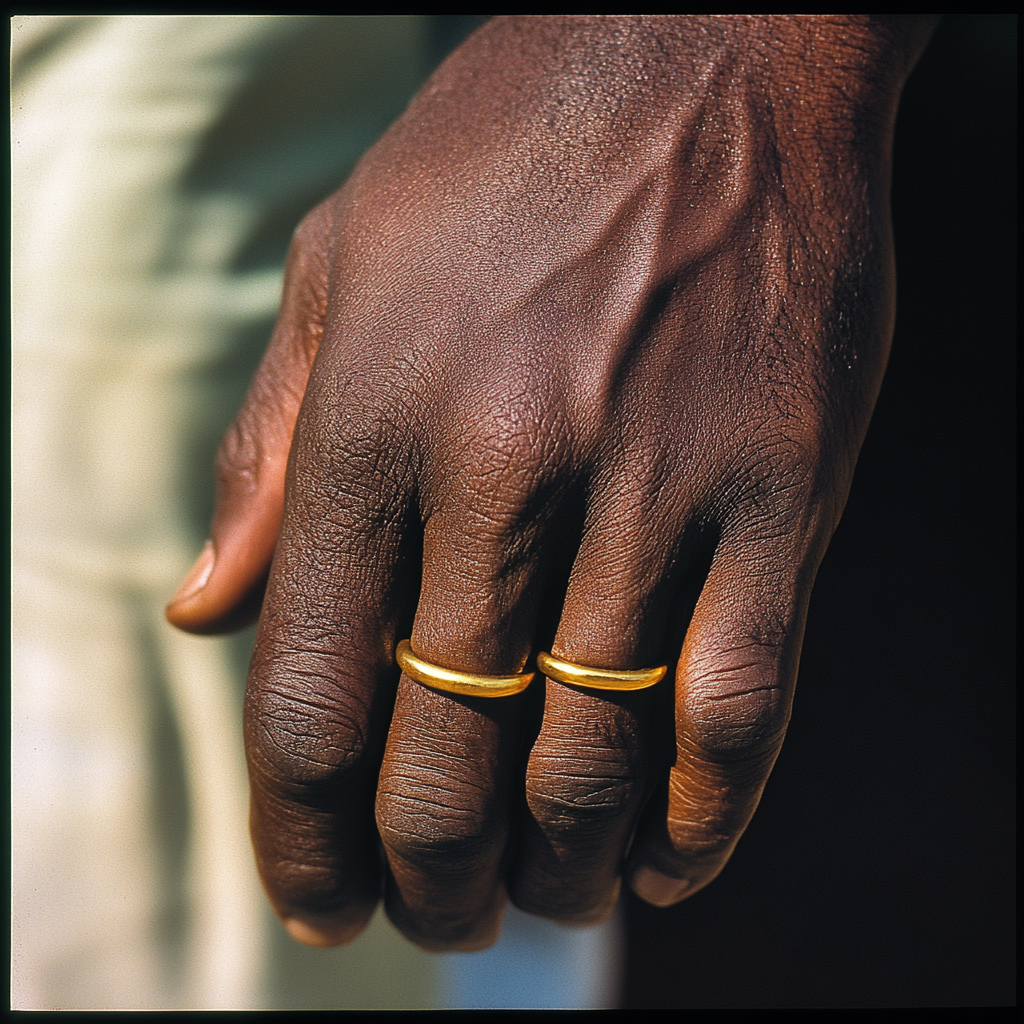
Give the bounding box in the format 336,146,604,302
244,383,418,945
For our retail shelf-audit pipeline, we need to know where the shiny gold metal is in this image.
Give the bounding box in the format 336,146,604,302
536,650,668,692
396,639,534,698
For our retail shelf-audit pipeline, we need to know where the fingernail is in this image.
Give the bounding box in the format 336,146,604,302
631,866,693,907
169,540,215,607
284,915,362,948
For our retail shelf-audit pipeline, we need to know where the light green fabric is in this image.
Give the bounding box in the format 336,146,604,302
11,15,443,1009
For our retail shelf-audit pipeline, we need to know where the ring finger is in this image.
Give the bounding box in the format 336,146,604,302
509,482,701,922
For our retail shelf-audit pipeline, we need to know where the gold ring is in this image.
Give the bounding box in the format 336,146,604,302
395,639,534,698
536,650,668,692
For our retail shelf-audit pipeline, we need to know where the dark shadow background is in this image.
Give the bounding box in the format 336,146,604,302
623,15,1016,1008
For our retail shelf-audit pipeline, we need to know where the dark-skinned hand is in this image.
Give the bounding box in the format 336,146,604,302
167,16,936,951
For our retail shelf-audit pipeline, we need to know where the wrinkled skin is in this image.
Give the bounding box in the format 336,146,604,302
167,16,935,950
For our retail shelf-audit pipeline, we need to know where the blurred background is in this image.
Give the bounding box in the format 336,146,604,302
12,15,1014,1009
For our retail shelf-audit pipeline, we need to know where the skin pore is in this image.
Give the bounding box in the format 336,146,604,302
167,16,936,950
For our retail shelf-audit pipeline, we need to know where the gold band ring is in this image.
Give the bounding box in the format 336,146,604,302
536,650,668,692
395,639,534,698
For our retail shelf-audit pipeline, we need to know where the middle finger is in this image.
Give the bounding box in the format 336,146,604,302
375,464,566,950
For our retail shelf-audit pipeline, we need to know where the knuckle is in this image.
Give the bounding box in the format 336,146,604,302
430,382,573,511
683,638,792,760
246,654,374,791
375,780,497,874
214,418,260,491
727,441,817,523
525,753,641,843
721,430,849,550
296,393,418,522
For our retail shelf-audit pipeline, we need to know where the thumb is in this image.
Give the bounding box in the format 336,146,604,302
166,207,331,634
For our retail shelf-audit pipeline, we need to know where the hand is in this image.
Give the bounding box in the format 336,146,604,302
167,16,935,950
